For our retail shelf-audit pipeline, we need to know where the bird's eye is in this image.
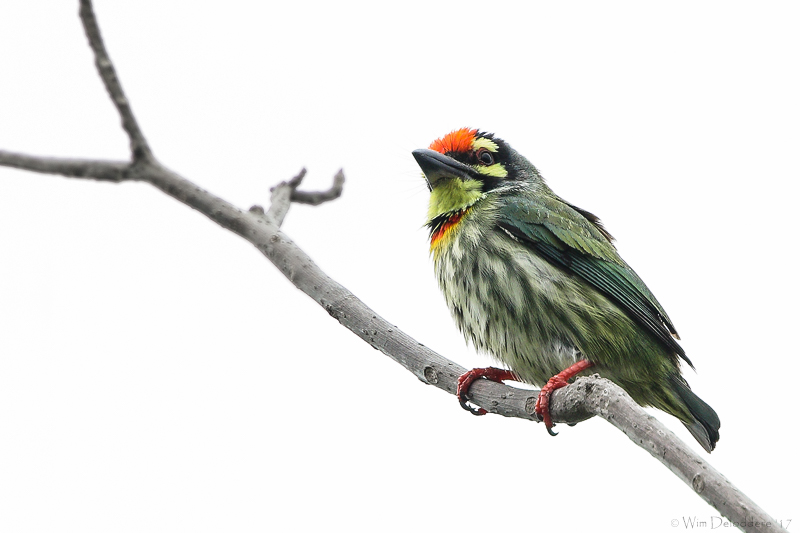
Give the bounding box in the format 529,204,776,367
476,148,495,166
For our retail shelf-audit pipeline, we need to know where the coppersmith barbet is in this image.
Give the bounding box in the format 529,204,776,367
412,128,720,452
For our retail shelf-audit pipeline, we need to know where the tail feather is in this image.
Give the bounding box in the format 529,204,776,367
669,375,721,453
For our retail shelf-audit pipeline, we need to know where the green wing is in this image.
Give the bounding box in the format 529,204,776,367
496,194,691,367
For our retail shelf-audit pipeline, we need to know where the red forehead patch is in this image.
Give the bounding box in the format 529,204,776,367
429,128,477,154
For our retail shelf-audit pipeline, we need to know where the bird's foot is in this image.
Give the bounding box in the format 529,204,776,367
534,359,595,436
456,367,517,416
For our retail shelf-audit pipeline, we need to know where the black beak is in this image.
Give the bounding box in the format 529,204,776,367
412,149,474,188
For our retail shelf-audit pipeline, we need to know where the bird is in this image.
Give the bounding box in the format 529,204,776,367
412,127,720,452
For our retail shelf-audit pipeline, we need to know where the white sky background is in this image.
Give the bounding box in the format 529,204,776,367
1,1,798,531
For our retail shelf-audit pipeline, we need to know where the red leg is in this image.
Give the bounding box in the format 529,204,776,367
457,367,518,416
535,360,594,435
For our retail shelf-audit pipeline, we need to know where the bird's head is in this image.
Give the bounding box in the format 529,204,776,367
413,128,542,224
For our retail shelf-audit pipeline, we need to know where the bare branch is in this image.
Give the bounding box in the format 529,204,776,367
290,168,344,205
260,167,344,226
265,168,307,226
0,150,128,182
79,0,152,162
285,167,307,189
565,377,777,532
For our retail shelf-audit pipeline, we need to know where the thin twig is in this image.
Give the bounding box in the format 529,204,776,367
78,0,152,162
263,167,344,225
263,167,306,226
286,167,307,189
290,168,344,205
0,151,127,181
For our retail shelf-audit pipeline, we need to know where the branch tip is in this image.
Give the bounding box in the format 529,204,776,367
290,168,345,206
270,168,307,193
288,167,307,188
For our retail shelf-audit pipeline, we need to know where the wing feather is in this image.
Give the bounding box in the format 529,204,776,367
497,195,691,367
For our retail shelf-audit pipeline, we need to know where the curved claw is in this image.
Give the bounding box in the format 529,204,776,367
459,398,487,416
535,388,560,436
535,359,595,437
456,367,517,417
